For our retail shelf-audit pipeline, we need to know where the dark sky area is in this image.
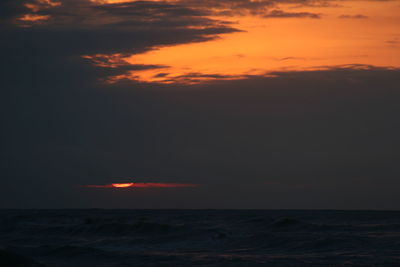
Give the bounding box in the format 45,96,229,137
1,0,400,209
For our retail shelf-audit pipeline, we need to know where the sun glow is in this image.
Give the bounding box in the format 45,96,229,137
84,182,199,188
112,183,134,188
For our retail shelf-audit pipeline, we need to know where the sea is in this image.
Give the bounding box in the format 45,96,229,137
1,209,400,266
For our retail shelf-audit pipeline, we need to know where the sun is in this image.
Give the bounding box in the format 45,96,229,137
111,183,134,188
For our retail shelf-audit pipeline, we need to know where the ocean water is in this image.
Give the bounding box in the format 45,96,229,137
1,210,400,266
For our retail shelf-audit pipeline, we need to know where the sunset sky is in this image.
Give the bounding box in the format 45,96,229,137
1,0,400,209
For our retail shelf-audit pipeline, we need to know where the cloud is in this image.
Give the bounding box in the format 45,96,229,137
264,9,321,18
0,0,241,84
387,38,399,45
1,0,237,31
1,0,400,209
171,0,338,16
2,65,400,208
154,72,245,84
339,14,368,19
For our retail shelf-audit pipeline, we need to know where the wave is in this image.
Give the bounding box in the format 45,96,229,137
2,210,400,266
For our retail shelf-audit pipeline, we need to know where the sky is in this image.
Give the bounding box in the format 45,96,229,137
1,0,400,209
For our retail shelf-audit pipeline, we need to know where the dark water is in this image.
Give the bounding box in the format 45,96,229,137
1,210,400,266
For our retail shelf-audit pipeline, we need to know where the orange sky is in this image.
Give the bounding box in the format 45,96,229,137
83,0,400,84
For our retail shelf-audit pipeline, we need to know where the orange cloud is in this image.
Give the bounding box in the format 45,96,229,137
83,182,199,188
24,0,61,12
85,0,400,84
19,14,50,22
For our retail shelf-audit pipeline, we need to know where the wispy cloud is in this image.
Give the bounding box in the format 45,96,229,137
387,37,399,45
264,10,321,19
339,14,368,19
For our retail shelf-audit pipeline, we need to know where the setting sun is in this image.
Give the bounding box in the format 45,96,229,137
83,182,199,188
111,183,134,188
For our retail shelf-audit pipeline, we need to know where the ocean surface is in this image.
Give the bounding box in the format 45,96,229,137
1,210,400,266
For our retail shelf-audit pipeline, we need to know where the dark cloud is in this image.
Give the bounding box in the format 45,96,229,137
156,73,244,84
2,61,400,208
264,10,321,18
1,0,400,209
174,0,338,16
95,1,206,18
339,14,368,19
387,38,399,45
0,0,33,21
0,0,240,85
